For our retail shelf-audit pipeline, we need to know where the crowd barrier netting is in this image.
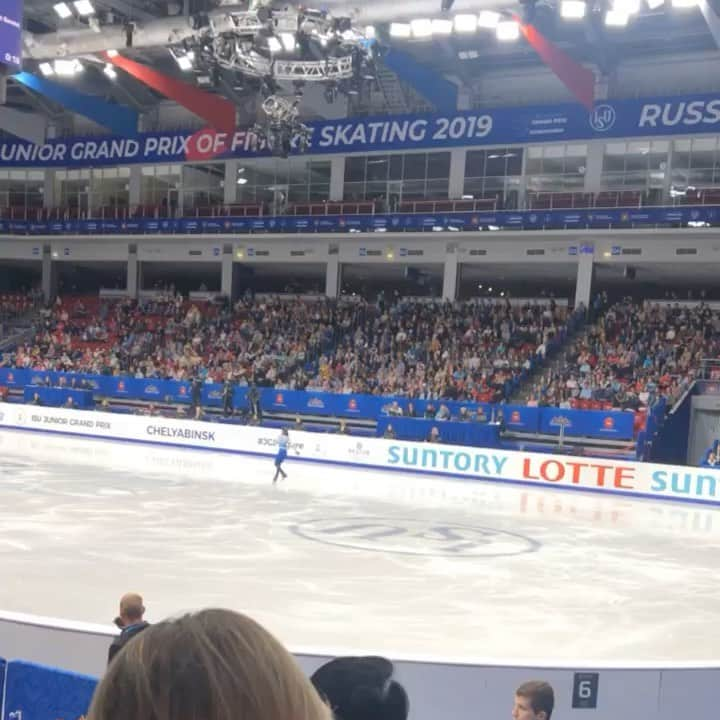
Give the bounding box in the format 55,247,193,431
0,368,638,441
0,659,97,720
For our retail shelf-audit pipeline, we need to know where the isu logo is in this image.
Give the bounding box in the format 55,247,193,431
291,517,540,558
7,373,13,383
117,380,125,391
511,410,521,423
603,416,615,430
589,103,616,132
179,386,187,395
275,393,285,404
348,398,358,411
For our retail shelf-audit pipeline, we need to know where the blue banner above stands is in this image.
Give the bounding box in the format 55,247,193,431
2,92,720,166
24,386,95,408
0,205,717,237
0,368,637,441
263,388,494,420
3,660,97,720
500,404,635,440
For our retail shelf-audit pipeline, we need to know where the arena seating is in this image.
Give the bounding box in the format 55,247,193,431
526,299,719,413
8,292,716,441
17,183,720,222
14,295,570,404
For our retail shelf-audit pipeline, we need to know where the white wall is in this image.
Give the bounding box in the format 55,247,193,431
1,612,719,720
49,242,129,262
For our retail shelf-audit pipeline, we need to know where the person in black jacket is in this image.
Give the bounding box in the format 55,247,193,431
248,382,261,420
222,377,235,417
108,592,150,664
191,376,203,419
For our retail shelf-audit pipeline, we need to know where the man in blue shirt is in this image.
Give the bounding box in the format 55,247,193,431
273,428,289,484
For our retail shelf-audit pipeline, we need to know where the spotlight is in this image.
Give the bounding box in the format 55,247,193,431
39,62,55,76
237,177,248,185
365,25,376,38
267,36,283,53
73,0,95,16
454,14,478,32
106,49,118,57
605,8,629,24
53,2,72,19
389,22,411,37
280,32,296,52
477,10,501,28
561,0,587,18
103,63,117,79
54,59,82,76
613,0,641,13
431,18,454,34
171,49,194,71
410,18,433,37
496,20,520,40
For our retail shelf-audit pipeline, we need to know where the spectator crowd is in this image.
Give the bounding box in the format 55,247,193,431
526,297,720,410
3,291,719,416
6,293,568,404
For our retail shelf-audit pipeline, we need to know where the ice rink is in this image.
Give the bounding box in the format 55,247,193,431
0,428,718,664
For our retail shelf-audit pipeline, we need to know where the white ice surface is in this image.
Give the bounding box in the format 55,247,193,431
0,428,717,664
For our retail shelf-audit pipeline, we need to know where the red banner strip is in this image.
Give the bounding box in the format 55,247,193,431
106,53,236,134
517,19,596,111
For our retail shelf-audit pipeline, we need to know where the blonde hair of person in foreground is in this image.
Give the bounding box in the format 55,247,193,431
88,608,332,720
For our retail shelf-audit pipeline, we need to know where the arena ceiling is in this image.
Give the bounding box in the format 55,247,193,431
9,0,720,125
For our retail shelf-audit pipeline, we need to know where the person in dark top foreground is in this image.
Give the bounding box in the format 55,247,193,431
108,592,150,664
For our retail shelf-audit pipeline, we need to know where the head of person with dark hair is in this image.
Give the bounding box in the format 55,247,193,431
91,608,331,720
311,656,409,720
513,680,555,720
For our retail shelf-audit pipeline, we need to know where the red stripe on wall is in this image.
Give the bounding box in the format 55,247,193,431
517,20,596,111
106,54,236,134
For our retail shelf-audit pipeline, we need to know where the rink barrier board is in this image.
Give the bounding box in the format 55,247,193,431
1,614,720,720
0,403,717,507
1,422,719,509
0,367,639,441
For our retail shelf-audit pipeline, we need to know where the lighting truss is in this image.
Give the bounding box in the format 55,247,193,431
273,56,354,81
182,6,374,84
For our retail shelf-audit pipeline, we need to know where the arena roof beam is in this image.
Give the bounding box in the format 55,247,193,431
699,0,720,48
93,0,160,23
382,48,458,111
102,71,154,113
517,19,595,110
106,53,236,133
0,106,47,144
13,71,140,135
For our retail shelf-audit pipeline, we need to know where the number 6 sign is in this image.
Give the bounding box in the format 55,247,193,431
572,672,599,709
